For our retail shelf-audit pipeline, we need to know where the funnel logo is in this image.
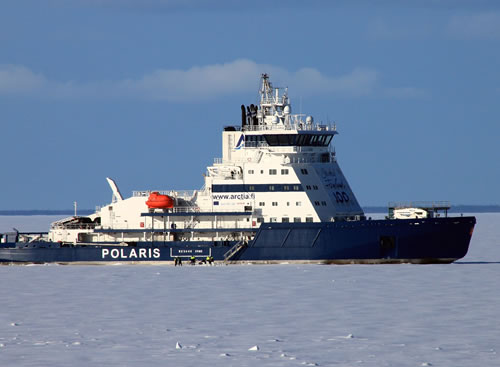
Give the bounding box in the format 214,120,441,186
235,134,245,150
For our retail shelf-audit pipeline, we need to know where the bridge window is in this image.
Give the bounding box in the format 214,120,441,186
306,217,313,223
269,169,277,175
294,217,301,223
282,217,290,223
269,185,275,191
281,169,289,175
264,134,333,147
293,185,300,191
284,185,290,191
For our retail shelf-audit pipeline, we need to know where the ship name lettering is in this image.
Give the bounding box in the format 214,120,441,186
101,248,160,259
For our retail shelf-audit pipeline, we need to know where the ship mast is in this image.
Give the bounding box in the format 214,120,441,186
257,73,290,126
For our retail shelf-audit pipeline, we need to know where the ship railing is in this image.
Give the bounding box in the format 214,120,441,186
242,119,336,133
214,152,336,165
286,152,336,164
148,207,255,215
51,223,98,230
170,207,199,213
154,221,256,231
388,201,451,210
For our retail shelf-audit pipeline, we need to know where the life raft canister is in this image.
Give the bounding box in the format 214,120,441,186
146,192,174,209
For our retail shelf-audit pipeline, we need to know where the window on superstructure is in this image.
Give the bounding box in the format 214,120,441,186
248,185,255,191
301,169,309,175
269,185,275,191
293,185,300,191
313,185,319,190
264,134,333,147
248,170,254,174
257,217,263,223
259,202,265,207
286,202,290,206
284,185,290,191
296,201,301,206
306,217,313,223
321,201,327,206
245,135,268,148
282,217,290,223
314,201,320,206
272,202,278,206
270,217,277,222
281,169,289,175
306,185,311,190
269,169,277,175
294,217,301,223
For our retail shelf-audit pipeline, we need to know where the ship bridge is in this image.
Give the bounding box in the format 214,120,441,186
200,73,364,225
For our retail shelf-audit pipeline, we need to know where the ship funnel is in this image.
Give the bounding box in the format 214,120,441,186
106,177,123,202
241,105,246,127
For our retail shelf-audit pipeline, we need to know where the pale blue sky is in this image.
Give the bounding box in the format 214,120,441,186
1,0,499,209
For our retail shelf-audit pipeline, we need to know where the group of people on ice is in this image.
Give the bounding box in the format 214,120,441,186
174,255,215,266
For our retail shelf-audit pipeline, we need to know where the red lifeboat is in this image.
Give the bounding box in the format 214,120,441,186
146,192,174,209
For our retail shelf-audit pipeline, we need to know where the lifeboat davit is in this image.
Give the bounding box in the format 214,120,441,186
146,192,174,209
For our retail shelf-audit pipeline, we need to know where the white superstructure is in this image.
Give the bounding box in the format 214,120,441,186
48,74,364,245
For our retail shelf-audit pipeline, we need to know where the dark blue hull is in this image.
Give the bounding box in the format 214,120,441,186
0,217,476,264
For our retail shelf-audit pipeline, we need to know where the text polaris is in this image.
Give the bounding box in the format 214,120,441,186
102,248,161,259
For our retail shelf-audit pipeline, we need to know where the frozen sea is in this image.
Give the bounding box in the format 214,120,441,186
0,213,499,367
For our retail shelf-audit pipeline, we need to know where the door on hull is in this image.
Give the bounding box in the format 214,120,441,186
379,235,397,258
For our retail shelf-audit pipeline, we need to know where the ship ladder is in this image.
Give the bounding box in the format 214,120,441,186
223,240,247,263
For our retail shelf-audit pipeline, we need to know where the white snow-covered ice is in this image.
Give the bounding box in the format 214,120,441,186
0,213,499,366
